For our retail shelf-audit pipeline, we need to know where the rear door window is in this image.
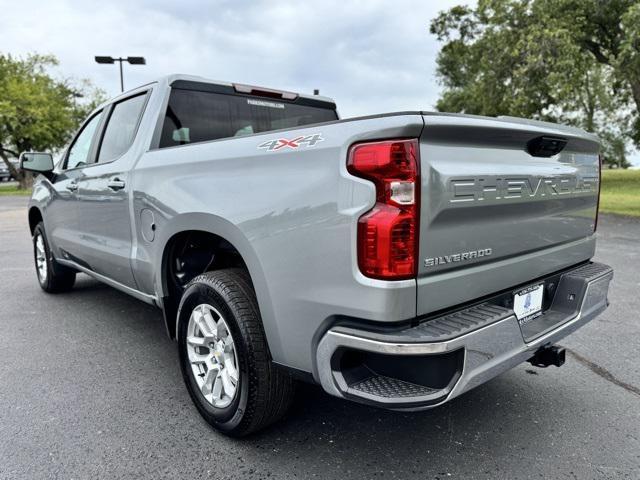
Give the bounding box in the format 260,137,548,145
97,93,147,163
159,89,337,148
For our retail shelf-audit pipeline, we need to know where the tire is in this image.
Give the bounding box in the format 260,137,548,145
33,222,76,293
177,269,295,437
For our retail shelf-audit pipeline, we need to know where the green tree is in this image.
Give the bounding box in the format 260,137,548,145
600,131,630,168
0,53,105,188
430,0,638,168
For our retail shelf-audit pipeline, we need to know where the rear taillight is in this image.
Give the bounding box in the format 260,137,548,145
347,139,420,280
595,154,602,232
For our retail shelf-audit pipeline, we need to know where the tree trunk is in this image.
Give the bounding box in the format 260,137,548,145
630,78,640,124
628,77,640,141
0,147,28,189
18,172,32,189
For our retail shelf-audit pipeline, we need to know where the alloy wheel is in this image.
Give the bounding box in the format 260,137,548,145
35,234,47,283
186,304,239,408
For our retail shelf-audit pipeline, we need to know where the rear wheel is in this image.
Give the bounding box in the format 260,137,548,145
33,222,76,293
177,269,294,436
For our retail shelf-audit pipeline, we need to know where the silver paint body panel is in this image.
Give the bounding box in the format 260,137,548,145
416,114,600,317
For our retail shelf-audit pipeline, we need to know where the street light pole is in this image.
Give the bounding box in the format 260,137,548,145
94,56,146,92
118,59,124,92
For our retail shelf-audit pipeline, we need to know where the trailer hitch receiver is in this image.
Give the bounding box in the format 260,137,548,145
528,344,566,368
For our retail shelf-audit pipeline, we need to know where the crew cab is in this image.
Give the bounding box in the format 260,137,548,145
21,75,613,436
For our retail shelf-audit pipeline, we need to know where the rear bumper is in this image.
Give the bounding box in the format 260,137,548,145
316,262,613,410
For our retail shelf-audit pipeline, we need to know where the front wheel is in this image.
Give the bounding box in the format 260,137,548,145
177,269,295,437
33,222,76,293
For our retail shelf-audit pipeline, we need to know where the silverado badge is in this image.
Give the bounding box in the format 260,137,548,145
424,248,492,267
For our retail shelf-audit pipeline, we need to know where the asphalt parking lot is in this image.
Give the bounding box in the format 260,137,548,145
0,195,638,479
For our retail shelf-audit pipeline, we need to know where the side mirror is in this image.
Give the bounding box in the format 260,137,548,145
19,152,54,174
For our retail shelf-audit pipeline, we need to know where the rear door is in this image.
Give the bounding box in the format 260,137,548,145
74,92,149,288
416,114,600,316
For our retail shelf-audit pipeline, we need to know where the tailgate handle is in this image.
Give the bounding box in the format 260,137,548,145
526,136,567,157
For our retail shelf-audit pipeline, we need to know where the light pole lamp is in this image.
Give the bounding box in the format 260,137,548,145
94,56,146,92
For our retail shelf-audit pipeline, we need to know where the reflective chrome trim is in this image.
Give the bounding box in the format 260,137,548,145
57,258,159,306
316,264,613,410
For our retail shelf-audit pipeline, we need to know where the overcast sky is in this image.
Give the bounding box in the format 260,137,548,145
2,0,638,165
0,0,470,117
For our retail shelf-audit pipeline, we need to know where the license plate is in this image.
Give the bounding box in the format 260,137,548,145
513,284,544,325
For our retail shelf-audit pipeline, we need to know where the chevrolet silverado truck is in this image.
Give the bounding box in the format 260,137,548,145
21,74,613,436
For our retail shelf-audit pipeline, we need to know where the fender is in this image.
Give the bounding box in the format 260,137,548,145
153,212,282,358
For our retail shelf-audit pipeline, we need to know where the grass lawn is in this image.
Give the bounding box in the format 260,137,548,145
0,183,32,196
600,169,640,217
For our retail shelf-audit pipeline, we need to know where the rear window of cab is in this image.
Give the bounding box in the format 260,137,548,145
159,89,337,148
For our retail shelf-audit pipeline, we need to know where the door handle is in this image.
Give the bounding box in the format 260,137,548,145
66,181,78,192
107,178,126,191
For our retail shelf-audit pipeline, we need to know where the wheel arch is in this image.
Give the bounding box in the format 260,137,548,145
28,206,43,235
155,213,278,353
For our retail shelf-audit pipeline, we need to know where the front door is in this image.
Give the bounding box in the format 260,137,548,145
45,110,104,262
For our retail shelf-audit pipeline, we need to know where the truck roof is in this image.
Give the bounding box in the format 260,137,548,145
108,73,337,110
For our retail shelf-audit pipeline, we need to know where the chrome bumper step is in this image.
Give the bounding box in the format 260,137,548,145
351,375,441,399
316,262,613,410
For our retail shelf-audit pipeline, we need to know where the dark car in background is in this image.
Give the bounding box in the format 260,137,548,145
0,162,10,181
0,159,20,181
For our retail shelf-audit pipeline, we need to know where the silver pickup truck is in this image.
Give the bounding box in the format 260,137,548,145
21,74,613,436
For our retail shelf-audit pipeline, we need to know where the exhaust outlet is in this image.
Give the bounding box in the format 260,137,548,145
528,344,566,368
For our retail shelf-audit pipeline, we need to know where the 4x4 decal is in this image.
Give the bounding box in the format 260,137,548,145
258,133,324,152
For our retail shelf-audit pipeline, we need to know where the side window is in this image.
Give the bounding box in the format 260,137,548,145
97,93,147,163
65,112,102,169
159,90,232,148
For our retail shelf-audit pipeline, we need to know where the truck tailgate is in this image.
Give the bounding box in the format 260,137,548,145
417,114,600,317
